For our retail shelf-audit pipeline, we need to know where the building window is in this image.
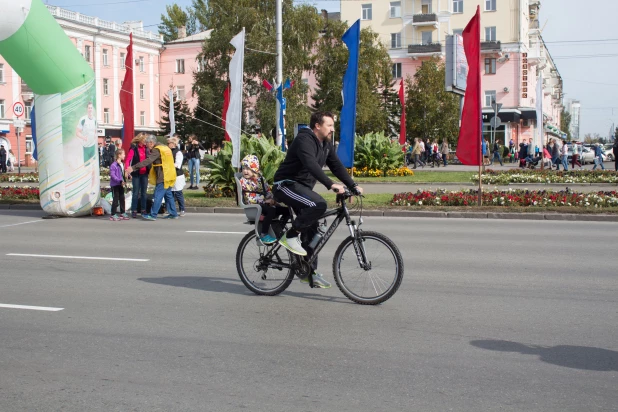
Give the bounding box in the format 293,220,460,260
391,33,402,49
421,0,432,14
485,58,496,74
177,85,186,101
453,29,463,36
103,79,109,95
103,49,109,66
247,110,256,125
421,31,433,45
485,26,497,41
453,0,463,13
197,58,206,72
103,108,110,124
0,63,4,83
301,78,309,85
485,0,496,11
484,90,496,107
139,56,144,72
26,136,33,154
176,59,185,74
0,99,4,118
139,84,145,100
120,52,126,69
25,102,32,120
140,111,145,126
84,45,91,62
361,4,372,20
392,63,402,79
390,1,401,18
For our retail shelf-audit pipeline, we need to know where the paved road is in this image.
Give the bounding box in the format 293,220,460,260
0,211,616,411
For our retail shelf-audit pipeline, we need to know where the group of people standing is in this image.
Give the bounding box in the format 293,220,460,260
408,138,450,169
107,133,191,221
0,145,17,173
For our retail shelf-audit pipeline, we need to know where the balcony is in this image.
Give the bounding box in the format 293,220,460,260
481,41,502,52
408,43,442,55
21,83,34,101
411,13,439,28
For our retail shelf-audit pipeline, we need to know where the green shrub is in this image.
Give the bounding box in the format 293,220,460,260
207,136,286,192
354,131,404,172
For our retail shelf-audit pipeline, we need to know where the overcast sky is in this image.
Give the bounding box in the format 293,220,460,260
50,0,617,137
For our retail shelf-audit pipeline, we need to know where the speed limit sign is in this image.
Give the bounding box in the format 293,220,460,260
13,102,25,118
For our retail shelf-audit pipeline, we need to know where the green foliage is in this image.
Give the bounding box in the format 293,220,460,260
560,108,572,140
158,4,197,42
158,90,194,140
354,132,404,171
405,58,460,145
207,136,286,191
312,21,394,136
193,0,321,145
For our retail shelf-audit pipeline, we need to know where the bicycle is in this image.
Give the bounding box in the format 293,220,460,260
235,189,404,305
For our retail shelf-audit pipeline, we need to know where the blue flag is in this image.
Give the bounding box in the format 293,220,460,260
337,19,361,168
31,106,38,161
276,83,286,152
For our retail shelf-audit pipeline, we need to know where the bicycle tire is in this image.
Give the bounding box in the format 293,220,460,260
236,231,295,296
332,231,404,305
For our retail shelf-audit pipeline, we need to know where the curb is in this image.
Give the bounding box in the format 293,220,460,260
2,204,618,222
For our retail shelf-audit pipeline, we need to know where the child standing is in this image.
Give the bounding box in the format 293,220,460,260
109,149,129,221
239,155,288,244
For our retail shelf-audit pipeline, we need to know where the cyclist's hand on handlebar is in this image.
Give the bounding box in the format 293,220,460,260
331,183,346,194
351,185,364,195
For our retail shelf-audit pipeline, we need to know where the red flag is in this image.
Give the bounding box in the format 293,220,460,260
398,80,406,147
119,33,134,153
456,7,482,166
222,83,231,142
262,79,273,92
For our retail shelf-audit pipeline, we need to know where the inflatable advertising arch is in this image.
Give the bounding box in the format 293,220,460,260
0,0,99,216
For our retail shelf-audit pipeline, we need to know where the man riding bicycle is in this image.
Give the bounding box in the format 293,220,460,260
273,111,364,288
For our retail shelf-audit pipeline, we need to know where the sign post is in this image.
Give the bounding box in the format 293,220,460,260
13,102,25,175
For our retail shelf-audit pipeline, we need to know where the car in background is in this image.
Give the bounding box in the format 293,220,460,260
603,144,615,161
567,143,594,164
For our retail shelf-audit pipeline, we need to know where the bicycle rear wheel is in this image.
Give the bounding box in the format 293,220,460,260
332,231,404,305
236,231,294,296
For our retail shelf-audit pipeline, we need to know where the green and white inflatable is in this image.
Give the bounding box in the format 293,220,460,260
0,0,99,216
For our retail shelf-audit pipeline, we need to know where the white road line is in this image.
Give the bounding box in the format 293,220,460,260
0,304,64,312
6,254,149,262
187,231,247,234
0,220,43,229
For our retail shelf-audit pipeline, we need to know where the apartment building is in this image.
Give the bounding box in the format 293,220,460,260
0,5,166,165
565,99,581,141
340,0,565,145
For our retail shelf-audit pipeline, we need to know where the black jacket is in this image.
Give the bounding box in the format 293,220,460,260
0,148,6,161
274,128,355,190
186,142,205,159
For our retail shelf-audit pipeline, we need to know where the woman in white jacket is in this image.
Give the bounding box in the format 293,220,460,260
167,136,187,216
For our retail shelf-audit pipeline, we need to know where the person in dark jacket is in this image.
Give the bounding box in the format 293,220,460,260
613,141,618,171
0,145,7,173
519,140,529,168
491,140,503,166
124,133,151,217
272,111,363,288
186,136,205,189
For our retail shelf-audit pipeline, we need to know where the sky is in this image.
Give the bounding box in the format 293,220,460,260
48,0,618,137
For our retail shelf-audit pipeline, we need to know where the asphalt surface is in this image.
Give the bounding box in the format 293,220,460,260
1,211,617,411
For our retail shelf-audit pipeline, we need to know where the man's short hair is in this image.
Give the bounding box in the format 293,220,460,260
310,111,335,130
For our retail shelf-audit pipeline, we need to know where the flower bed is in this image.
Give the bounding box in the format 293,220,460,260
474,169,618,184
348,167,414,177
392,189,618,208
0,186,40,200
0,173,39,183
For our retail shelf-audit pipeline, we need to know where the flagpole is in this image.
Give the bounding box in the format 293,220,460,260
275,0,283,148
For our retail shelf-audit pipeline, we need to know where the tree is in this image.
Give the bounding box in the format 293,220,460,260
312,21,394,136
158,4,197,42
158,90,194,140
405,58,460,145
192,0,321,145
560,108,572,140
584,133,602,144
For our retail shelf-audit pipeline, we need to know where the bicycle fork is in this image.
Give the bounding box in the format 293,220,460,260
348,220,371,271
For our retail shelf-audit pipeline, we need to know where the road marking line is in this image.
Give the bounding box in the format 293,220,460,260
0,220,43,229
187,231,246,234
0,304,64,312
6,253,149,262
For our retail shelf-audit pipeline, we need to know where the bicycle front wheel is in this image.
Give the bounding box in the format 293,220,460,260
236,231,294,296
332,231,404,305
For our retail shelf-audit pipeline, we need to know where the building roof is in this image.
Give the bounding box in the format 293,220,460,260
167,30,213,44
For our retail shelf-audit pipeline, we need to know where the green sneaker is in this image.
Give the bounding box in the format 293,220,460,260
300,272,331,289
278,233,307,256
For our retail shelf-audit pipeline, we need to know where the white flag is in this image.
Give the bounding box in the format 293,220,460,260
169,89,176,137
227,28,245,169
535,71,543,148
